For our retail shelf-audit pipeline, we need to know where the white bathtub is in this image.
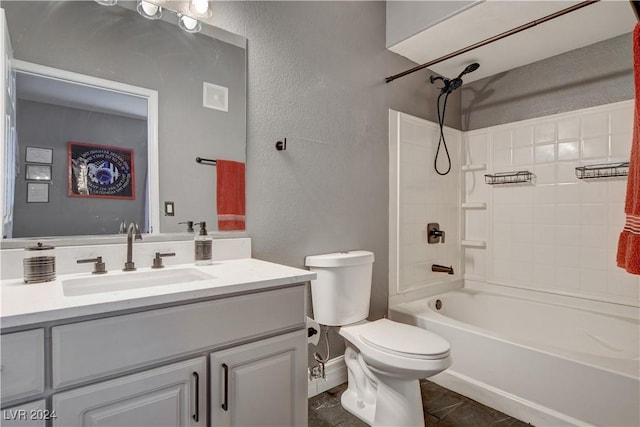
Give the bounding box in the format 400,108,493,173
389,286,640,427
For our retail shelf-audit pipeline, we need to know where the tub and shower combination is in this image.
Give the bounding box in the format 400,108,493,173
390,284,640,427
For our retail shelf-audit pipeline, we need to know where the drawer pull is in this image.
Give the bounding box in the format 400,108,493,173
192,372,199,422
221,363,229,411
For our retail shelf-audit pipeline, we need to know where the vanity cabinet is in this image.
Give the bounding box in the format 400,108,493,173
210,331,307,426
1,400,46,427
53,358,206,427
1,284,308,427
0,329,45,404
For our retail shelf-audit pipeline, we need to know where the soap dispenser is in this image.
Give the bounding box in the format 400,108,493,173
194,221,213,265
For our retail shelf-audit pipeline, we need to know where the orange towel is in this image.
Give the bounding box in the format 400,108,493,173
216,160,246,231
617,23,640,275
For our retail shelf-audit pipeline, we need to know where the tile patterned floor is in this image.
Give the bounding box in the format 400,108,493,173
309,380,531,427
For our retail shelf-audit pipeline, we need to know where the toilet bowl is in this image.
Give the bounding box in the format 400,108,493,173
305,251,451,427
339,319,450,426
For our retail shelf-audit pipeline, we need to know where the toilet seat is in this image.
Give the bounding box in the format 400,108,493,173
341,319,450,362
359,319,450,360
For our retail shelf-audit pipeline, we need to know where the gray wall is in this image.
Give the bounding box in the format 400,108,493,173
461,33,634,130
386,1,476,47
13,100,147,237
207,1,460,361
4,1,246,233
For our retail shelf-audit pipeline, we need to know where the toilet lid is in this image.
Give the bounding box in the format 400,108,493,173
359,319,450,360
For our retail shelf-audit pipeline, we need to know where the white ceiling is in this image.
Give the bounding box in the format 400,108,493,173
388,0,637,84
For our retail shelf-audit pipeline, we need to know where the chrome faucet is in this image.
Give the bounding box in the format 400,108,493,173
123,222,142,271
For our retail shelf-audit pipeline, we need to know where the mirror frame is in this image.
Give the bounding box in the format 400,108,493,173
10,59,160,237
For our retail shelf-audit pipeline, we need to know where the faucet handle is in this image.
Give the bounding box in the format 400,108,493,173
77,256,107,274
427,223,445,244
152,252,176,269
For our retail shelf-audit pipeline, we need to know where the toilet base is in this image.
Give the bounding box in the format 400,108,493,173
341,388,376,425
341,376,425,427
341,345,426,427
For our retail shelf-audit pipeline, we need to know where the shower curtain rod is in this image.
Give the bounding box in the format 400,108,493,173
385,0,601,83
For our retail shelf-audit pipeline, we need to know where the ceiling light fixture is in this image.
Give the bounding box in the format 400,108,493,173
94,0,118,6
136,0,162,20
178,13,202,33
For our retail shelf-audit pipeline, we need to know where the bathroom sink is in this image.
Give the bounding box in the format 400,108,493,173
62,268,215,296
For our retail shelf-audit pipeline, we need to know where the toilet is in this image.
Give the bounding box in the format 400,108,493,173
305,250,451,427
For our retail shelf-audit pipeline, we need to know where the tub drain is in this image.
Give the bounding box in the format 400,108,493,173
435,299,442,310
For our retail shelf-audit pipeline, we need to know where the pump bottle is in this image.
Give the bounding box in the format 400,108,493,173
194,222,213,265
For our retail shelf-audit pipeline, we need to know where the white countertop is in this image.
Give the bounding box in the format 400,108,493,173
1,258,315,329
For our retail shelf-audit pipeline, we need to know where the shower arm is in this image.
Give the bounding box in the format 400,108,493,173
385,0,600,83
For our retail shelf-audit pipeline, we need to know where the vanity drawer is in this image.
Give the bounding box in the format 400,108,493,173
0,329,45,404
52,286,305,388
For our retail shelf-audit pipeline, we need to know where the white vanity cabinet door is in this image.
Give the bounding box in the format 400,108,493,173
53,357,206,427
0,329,45,404
1,400,46,427
210,331,307,427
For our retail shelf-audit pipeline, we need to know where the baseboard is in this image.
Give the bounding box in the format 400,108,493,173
430,370,591,427
307,356,347,398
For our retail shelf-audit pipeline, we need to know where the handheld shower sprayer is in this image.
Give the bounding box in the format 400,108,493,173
430,62,480,95
430,62,480,175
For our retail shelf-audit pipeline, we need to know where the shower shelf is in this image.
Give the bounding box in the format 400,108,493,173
461,163,486,172
575,162,629,180
484,171,533,185
461,202,486,209
461,240,486,248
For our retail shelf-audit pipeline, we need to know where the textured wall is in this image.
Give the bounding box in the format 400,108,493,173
461,33,633,131
207,1,461,361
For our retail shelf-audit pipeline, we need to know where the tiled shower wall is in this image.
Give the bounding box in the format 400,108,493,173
390,111,461,298
464,100,640,305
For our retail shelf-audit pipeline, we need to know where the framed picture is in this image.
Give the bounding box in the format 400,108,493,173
27,182,49,203
68,141,135,200
26,147,53,164
25,164,52,181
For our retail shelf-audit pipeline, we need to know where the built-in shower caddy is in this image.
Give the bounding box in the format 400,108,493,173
306,251,451,427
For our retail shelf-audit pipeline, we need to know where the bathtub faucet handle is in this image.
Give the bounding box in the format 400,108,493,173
427,223,445,244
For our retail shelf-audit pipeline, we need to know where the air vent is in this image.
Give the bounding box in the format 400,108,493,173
202,82,228,112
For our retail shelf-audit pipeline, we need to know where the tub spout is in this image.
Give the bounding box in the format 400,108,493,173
432,264,454,275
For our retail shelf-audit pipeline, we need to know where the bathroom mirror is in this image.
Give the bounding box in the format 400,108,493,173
1,0,246,240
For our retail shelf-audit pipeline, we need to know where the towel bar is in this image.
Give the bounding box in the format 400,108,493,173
195,157,217,166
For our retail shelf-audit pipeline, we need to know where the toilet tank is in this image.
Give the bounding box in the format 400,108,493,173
305,251,374,326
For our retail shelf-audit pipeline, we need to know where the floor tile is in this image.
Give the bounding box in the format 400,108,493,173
308,380,531,427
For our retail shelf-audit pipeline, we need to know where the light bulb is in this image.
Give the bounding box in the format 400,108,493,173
190,0,209,15
136,0,162,19
141,2,158,16
178,14,201,33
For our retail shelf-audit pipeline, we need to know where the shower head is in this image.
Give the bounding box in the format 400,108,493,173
457,62,480,78
430,63,480,95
